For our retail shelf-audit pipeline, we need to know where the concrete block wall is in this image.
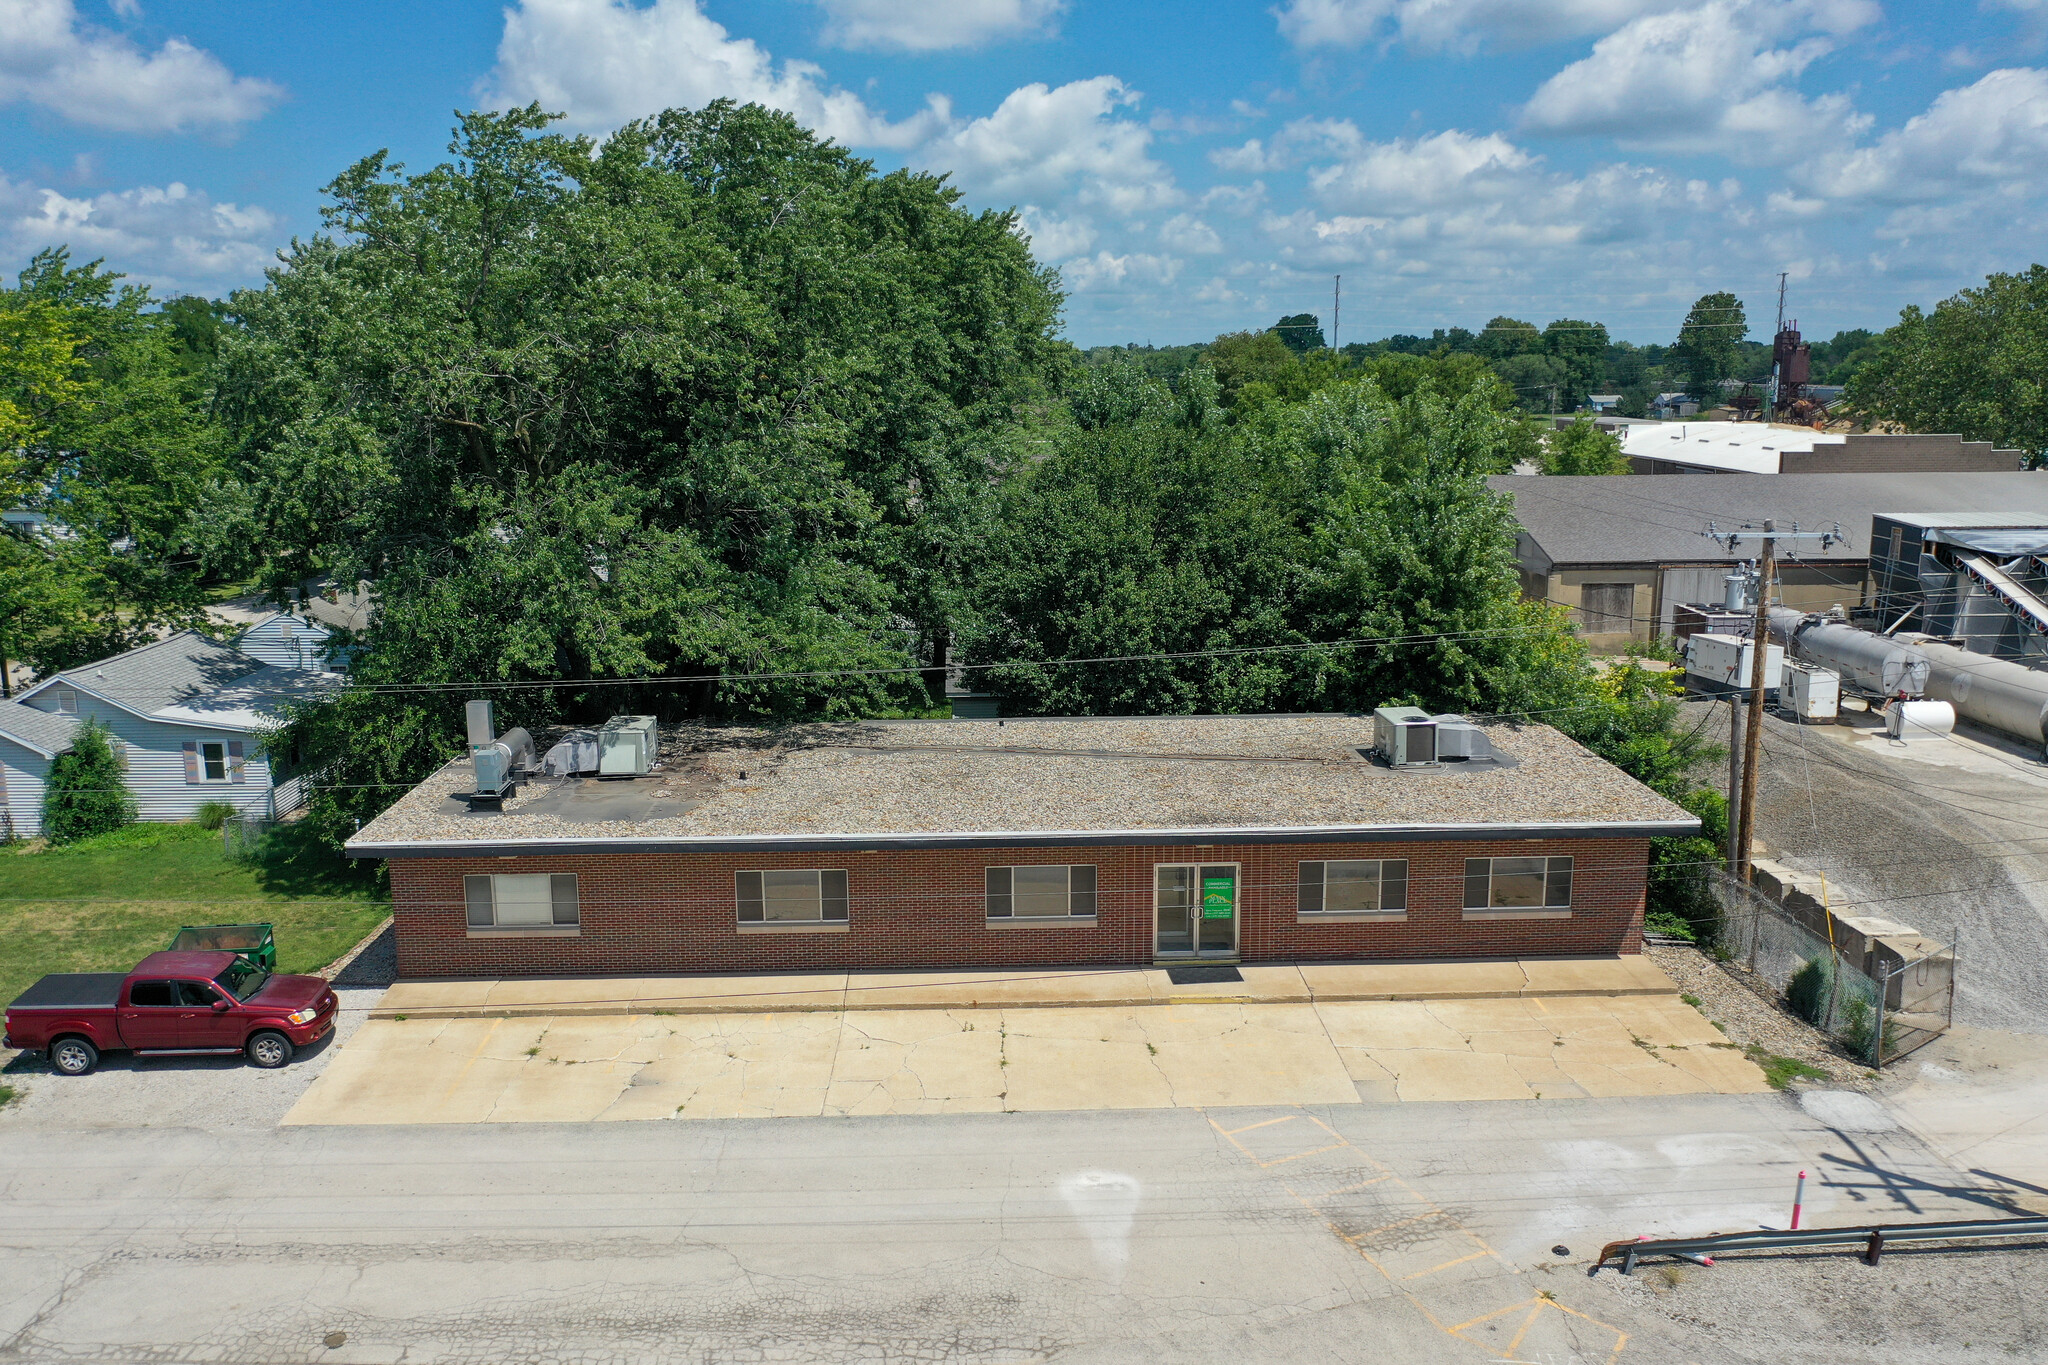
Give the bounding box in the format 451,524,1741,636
383,835,1653,979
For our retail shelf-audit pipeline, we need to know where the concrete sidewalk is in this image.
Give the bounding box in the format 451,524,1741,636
371,954,1676,1020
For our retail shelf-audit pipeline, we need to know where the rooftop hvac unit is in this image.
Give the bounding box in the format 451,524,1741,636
1373,706,1438,767
598,714,659,777
1431,715,1497,762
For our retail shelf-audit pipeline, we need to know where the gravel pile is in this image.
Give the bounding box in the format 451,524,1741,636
1648,942,1874,1088
351,714,1697,848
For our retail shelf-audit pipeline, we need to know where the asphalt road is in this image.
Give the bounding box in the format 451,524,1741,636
2,1088,2036,1365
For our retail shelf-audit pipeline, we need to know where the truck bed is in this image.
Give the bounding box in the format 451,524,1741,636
9,973,127,1010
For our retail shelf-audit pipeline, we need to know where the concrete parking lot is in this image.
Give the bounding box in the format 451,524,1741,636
282,993,1770,1125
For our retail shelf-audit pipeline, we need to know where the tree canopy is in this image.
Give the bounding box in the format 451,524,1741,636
0,249,233,680
1672,292,1748,405
1847,265,2048,466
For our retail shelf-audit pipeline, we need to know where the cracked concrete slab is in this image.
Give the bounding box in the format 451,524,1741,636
285,993,1771,1125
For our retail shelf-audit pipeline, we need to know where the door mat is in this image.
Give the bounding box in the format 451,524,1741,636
1166,966,1244,985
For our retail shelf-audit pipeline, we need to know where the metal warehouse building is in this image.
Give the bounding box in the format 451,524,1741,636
346,714,1699,980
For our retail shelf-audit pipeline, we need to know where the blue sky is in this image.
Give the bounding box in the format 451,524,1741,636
4,0,2047,347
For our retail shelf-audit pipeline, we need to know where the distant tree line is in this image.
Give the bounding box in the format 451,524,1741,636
1086,298,1887,420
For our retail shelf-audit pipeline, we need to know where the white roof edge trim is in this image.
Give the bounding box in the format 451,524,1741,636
346,817,1704,855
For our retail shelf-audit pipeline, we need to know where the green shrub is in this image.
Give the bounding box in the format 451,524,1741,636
1786,957,1831,1025
42,718,136,844
193,800,239,831
1643,910,1697,941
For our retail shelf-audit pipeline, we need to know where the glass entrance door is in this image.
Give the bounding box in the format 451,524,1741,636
1155,864,1237,957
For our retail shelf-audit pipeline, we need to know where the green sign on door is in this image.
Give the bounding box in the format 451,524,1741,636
1201,874,1235,920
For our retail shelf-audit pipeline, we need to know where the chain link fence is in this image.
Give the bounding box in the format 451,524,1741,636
222,814,275,862
1705,869,1954,1067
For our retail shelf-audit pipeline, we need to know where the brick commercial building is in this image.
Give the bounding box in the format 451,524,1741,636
346,714,1699,980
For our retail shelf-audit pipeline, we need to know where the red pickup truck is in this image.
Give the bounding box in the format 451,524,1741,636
4,950,337,1075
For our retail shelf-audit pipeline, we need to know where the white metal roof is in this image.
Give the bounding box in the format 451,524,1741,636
1620,421,1845,474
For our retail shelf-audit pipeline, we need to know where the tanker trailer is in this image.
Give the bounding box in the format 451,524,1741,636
1770,607,1930,698
1901,635,2048,757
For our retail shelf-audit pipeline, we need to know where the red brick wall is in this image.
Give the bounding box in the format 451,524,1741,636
386,837,1650,979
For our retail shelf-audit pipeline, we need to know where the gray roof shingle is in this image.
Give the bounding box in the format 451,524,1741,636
24,631,340,731
0,698,81,757
1491,471,2048,568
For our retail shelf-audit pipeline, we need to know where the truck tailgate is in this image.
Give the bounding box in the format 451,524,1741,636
9,973,127,1010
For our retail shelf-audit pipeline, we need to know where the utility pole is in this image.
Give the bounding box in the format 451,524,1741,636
1332,275,1341,350
1705,519,1846,883
1770,272,1788,415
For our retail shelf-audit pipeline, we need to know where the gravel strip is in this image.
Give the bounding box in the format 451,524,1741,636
1648,941,1876,1089
352,715,1696,847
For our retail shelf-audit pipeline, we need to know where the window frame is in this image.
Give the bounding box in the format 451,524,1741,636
1296,858,1409,922
1462,856,1574,919
985,864,1098,928
463,872,582,936
735,868,850,933
200,741,229,783
53,686,79,715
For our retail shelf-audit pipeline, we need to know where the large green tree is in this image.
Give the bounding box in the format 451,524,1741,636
1847,265,2048,466
1543,317,1609,409
1672,292,1747,406
2,251,234,672
232,103,1061,704
229,102,1064,830
963,362,1587,718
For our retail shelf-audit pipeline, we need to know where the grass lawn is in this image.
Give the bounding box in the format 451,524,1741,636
0,821,389,1007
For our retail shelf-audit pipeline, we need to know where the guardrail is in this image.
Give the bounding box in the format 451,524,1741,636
1598,1215,2048,1274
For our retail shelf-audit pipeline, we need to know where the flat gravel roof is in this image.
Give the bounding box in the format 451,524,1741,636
347,714,1698,855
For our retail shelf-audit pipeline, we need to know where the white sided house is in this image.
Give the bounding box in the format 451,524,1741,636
235,611,340,672
0,632,342,839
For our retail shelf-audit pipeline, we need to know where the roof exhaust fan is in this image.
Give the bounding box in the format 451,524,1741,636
465,699,533,806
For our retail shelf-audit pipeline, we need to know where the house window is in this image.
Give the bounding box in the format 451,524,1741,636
54,686,78,714
736,869,849,925
986,865,1097,921
1298,859,1408,917
201,743,228,782
464,873,580,929
1578,583,1634,634
1464,856,1573,917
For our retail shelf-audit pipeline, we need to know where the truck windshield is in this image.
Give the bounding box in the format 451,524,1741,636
215,962,270,1001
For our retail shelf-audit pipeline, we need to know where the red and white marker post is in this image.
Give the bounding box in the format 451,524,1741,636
1791,1170,1807,1230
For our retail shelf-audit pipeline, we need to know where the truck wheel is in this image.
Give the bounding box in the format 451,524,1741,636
50,1036,98,1076
246,1031,293,1069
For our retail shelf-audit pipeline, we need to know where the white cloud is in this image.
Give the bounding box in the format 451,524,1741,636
0,0,280,133
1209,119,1360,172
1306,129,1538,214
811,0,1064,51
0,170,280,291
1057,250,1183,293
1266,125,1723,269
1275,0,1698,53
1159,213,1223,253
920,77,1179,215
1802,67,2048,203
1520,0,1877,154
1012,205,1095,259
485,0,945,147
